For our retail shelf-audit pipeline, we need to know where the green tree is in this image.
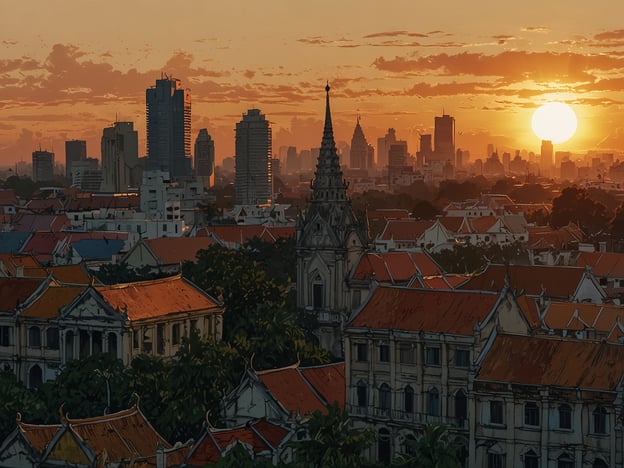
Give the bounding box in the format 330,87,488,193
95,263,171,285
291,402,374,468
0,372,47,441
244,236,296,286
412,199,441,220
551,186,610,234
38,354,129,421
395,424,463,468
126,354,170,433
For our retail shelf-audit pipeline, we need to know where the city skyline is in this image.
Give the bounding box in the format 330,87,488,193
2,1,624,168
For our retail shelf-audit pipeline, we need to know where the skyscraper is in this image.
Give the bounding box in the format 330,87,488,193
349,116,370,170
541,140,554,174
235,109,272,205
434,114,455,162
377,128,397,169
101,121,140,192
194,129,215,188
146,76,192,178
65,140,86,179
32,150,55,182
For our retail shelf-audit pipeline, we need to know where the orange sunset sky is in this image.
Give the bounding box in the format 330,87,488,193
1,1,624,168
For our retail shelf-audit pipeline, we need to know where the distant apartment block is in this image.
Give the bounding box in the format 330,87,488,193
32,150,55,182
101,121,141,192
64,139,86,179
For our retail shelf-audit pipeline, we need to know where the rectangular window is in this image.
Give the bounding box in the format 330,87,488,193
172,323,180,346
162,224,167,232
46,327,59,350
156,324,165,355
378,344,390,362
425,346,441,366
558,404,572,430
399,345,415,364
133,330,139,349
0,326,12,347
28,327,41,348
312,283,324,309
593,407,608,434
356,343,368,362
490,400,503,425
455,349,470,368
524,402,540,427
488,453,504,468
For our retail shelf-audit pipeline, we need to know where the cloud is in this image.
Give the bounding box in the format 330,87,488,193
522,26,550,33
243,70,256,79
363,31,429,39
594,29,624,41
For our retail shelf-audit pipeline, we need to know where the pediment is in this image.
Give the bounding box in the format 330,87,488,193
61,290,121,322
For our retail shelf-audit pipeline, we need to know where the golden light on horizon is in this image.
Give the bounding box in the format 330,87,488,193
531,102,578,144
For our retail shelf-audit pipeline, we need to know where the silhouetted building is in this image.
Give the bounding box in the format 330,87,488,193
286,146,299,173
235,109,272,205
194,128,215,188
101,121,140,192
32,150,54,182
434,114,455,162
418,134,433,166
65,140,86,179
541,140,554,174
146,76,192,178
377,128,397,169
350,116,371,170
70,158,101,191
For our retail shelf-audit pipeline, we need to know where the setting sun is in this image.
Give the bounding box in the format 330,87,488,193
531,102,578,144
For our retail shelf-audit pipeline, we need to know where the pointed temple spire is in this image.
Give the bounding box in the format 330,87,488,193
311,83,348,204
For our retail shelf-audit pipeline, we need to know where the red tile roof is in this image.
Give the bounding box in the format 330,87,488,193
198,225,295,245
258,367,326,416
95,275,220,320
186,419,290,467
477,334,624,390
0,189,18,205
458,264,589,298
573,251,624,278
20,232,65,260
378,220,433,241
542,301,624,333
351,251,443,283
144,237,215,265
20,283,86,319
515,295,540,329
349,286,500,334
300,363,345,409
0,277,46,313
527,224,583,250
11,213,70,232
16,421,60,454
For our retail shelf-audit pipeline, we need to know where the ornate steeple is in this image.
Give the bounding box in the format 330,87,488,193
310,84,348,205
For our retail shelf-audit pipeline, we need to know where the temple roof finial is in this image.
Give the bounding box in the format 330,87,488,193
325,81,330,93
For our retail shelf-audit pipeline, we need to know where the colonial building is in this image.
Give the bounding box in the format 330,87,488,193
296,85,367,356
0,275,223,388
472,332,623,467
344,285,529,464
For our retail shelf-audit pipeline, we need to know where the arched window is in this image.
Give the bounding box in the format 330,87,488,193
379,383,391,414
558,453,574,468
404,386,414,414
427,387,440,416
28,326,41,348
593,406,608,434
524,450,538,468
404,434,416,456
558,404,572,429
29,365,42,389
312,274,324,310
455,389,467,420
378,428,391,463
356,380,368,408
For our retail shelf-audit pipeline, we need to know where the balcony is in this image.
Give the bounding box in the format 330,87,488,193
346,404,468,430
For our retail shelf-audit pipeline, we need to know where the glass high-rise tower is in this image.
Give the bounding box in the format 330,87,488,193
235,109,272,205
146,76,192,178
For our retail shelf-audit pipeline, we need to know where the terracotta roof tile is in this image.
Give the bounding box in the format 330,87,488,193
542,302,624,333
144,237,215,265
379,220,433,241
11,214,70,232
96,275,219,320
20,283,86,319
351,252,443,283
0,189,18,205
17,422,61,453
515,295,540,329
257,367,326,415
0,277,45,313
458,264,588,298
300,363,345,409
200,225,294,246
349,286,499,334
477,334,624,390
573,251,624,277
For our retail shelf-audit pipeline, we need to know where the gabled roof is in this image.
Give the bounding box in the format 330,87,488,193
19,231,66,261
14,420,60,454
515,295,540,329
349,286,501,335
38,405,171,464
350,251,443,283
573,251,624,278
457,264,596,299
10,213,70,232
0,277,47,313
477,333,624,391
378,219,433,241
20,283,86,319
95,275,220,320
0,253,40,275
198,225,294,246
185,419,290,467
24,199,65,213
527,224,583,250
23,263,93,285
540,301,624,334
256,362,345,416
142,237,215,265
0,189,18,205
